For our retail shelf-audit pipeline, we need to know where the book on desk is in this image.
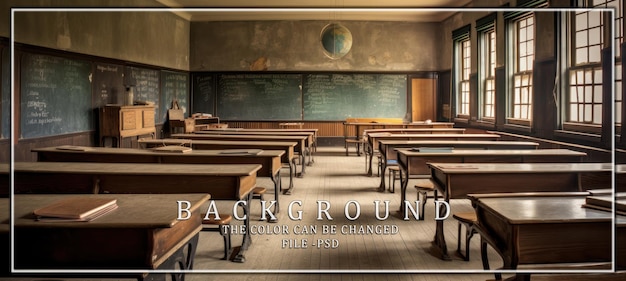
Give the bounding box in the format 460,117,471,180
33,197,118,222
410,147,454,152
583,192,626,215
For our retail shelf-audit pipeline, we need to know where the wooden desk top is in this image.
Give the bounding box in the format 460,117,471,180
33,146,284,159
473,194,611,224
139,138,297,148
196,130,314,137
369,133,499,138
428,163,612,174
14,193,210,228
172,133,307,142
8,162,261,177
618,164,626,174
396,148,586,157
378,140,538,146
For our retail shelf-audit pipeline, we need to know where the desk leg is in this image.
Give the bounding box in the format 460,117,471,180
271,171,280,214
296,157,304,178
431,200,451,261
367,152,374,176
378,161,387,192
283,161,294,195
142,233,199,281
233,193,252,263
398,166,408,215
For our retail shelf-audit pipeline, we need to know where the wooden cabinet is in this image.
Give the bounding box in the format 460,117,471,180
99,105,156,147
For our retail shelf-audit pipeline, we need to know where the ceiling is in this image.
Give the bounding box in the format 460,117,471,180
155,0,472,22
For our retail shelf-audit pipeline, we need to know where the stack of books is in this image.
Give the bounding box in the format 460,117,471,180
33,197,118,222
583,193,626,215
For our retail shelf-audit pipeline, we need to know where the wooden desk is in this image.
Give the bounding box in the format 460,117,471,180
195,130,316,165
279,122,304,129
5,162,260,263
172,133,308,176
344,121,454,141
368,133,501,170
12,193,209,279
617,164,626,192
428,162,612,260
138,138,298,194
468,193,612,278
373,140,540,178
32,146,284,214
395,148,587,217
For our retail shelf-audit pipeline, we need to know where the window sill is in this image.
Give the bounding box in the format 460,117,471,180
454,117,469,124
502,123,531,134
554,130,601,143
470,120,496,130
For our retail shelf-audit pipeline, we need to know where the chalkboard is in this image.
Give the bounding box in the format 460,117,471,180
1,48,9,139
303,74,407,120
127,66,160,123
20,53,92,138
217,74,302,120
92,63,123,108
191,73,215,115
160,70,189,123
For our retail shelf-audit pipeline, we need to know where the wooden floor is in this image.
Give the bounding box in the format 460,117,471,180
189,146,499,280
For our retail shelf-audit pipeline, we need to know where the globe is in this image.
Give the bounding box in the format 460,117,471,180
320,23,353,59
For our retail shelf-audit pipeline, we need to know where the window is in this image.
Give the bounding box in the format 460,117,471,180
480,29,496,119
593,0,623,125
452,25,471,119
566,4,608,127
509,14,535,123
458,39,471,116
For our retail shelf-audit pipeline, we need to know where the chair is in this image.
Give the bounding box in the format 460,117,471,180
345,138,364,156
414,179,437,220
201,213,232,260
452,211,478,261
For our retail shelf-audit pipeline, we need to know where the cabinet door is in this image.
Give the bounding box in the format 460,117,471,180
122,111,137,130
143,109,155,128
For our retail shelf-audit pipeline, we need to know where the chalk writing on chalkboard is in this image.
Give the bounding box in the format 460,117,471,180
92,63,123,107
192,74,214,115
217,74,302,120
160,71,189,123
127,66,160,122
20,53,92,138
303,74,406,120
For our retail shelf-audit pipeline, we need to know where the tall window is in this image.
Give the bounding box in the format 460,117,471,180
593,0,623,125
480,29,496,119
567,6,605,126
510,14,534,122
457,39,471,116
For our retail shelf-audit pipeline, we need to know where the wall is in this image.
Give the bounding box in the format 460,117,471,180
2,0,190,71
190,21,443,71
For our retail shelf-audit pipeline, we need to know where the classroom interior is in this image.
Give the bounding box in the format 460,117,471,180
1,0,625,280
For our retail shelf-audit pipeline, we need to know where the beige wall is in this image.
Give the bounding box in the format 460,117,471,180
2,0,190,71
190,20,443,72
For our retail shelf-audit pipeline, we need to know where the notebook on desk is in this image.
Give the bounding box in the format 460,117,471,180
218,149,262,155
33,197,118,222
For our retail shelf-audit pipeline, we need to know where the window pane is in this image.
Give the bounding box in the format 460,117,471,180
593,104,602,124
576,48,588,65
589,26,601,45
576,13,587,30
584,86,593,102
593,86,602,103
570,86,578,102
589,45,601,62
584,104,592,122
576,30,588,47
570,104,578,121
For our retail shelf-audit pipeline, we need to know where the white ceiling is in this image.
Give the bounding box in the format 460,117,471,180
155,0,472,22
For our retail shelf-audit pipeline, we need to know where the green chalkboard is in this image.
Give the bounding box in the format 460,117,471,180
217,74,302,120
191,73,215,115
20,53,93,139
303,74,407,120
127,66,160,123
160,70,189,123
1,48,9,139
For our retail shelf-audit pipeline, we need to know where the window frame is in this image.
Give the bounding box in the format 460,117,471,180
506,13,535,127
479,26,497,122
453,29,471,120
